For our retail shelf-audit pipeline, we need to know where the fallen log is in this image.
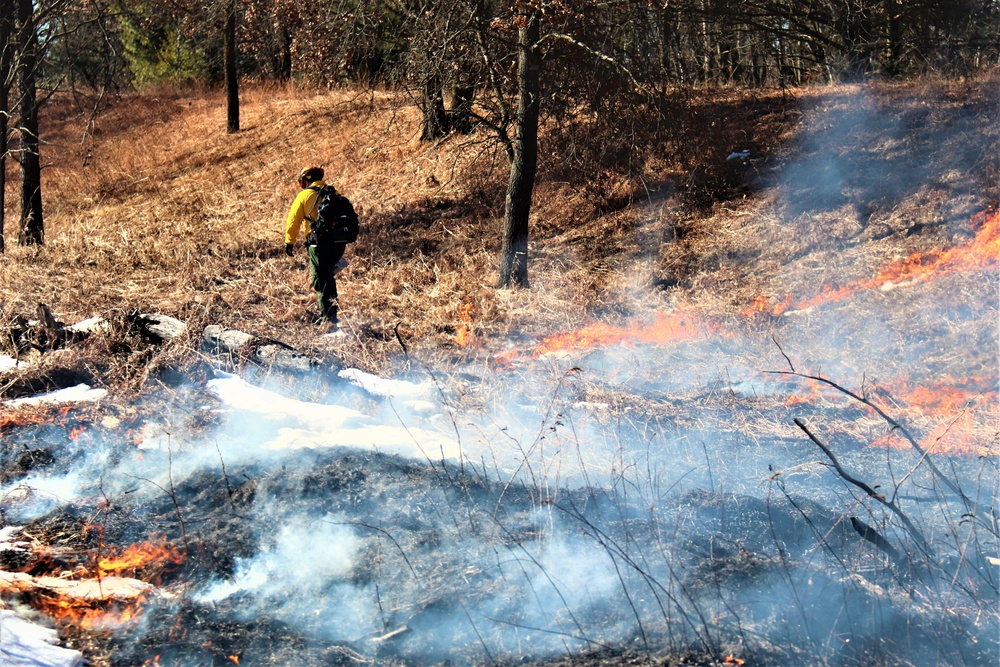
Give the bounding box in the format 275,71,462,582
203,325,318,373
68,312,188,343
0,571,153,601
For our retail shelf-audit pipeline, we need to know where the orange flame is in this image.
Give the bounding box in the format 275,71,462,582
8,538,187,632
780,377,834,407
783,375,997,456
455,301,477,347
0,411,61,430
69,425,87,441
97,538,186,581
746,209,999,316
42,593,147,631
874,208,999,288
875,376,998,456
888,376,998,418
535,305,719,355
870,412,993,456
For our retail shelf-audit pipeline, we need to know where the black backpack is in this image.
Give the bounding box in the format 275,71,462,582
306,185,359,245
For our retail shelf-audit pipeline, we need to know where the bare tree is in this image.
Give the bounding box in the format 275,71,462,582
0,0,13,253
497,8,539,289
225,0,239,133
16,0,42,246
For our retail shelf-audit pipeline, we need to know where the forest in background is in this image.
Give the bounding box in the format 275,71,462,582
2,0,999,284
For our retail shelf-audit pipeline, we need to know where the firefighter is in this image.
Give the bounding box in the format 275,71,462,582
284,166,349,330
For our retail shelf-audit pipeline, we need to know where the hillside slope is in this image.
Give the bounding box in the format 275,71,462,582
0,77,997,377
0,77,997,667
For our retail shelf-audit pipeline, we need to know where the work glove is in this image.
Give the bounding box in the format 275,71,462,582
284,243,294,257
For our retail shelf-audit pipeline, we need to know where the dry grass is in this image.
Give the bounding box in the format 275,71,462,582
0,76,997,392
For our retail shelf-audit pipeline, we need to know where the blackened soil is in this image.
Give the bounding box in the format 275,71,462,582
6,434,995,667
111,602,377,667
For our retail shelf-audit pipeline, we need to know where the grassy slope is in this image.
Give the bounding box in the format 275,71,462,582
0,77,997,383
0,77,997,667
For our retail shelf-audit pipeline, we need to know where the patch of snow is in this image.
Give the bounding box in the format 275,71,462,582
338,368,432,399
0,355,28,372
572,401,611,411
0,526,27,552
66,316,109,334
206,374,457,460
4,384,108,408
403,399,437,413
0,610,83,667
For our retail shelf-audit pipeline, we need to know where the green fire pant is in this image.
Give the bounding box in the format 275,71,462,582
308,242,347,323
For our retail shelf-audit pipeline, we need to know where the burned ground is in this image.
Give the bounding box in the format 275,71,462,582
2,374,995,666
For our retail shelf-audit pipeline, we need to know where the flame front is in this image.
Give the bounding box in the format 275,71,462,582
42,593,147,631
780,375,997,456
535,305,718,355
747,209,999,316
3,537,186,633
875,208,999,289
98,539,186,580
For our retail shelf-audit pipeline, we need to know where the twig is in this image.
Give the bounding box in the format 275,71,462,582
772,335,795,372
126,438,189,555
794,418,932,555
770,368,992,532
214,440,237,514
457,598,495,665
325,519,418,579
850,516,903,565
393,322,409,361
556,500,718,655
486,513,596,650
482,616,613,650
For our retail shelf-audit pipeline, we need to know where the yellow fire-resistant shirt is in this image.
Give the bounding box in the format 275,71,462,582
284,179,328,245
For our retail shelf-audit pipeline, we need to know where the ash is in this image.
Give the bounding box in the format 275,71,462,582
1,360,996,667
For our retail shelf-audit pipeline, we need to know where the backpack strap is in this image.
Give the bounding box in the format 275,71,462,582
305,185,327,224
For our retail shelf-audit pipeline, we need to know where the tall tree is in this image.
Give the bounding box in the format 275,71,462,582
16,0,42,246
225,0,239,132
420,73,448,140
498,8,539,289
0,0,13,253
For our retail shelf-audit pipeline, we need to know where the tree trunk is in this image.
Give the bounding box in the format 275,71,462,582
498,11,540,289
0,0,13,253
225,1,239,133
450,85,475,134
420,74,448,141
276,23,292,80
16,0,42,246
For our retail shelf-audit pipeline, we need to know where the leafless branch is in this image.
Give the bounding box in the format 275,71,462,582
794,418,932,555
768,368,995,534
